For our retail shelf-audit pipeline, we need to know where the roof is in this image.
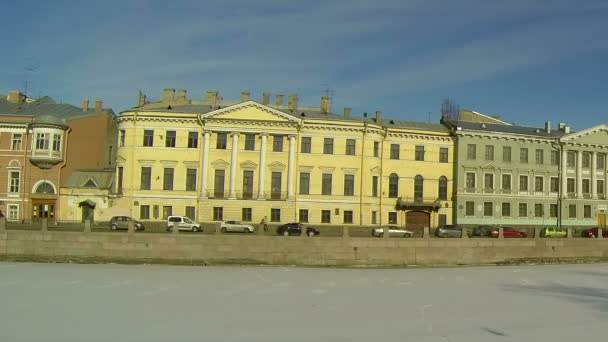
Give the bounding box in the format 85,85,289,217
443,119,566,138
0,96,114,121
62,170,115,189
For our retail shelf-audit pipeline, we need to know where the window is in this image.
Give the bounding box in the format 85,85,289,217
371,211,377,224
323,138,334,154
243,170,254,199
139,205,150,219
344,211,353,224
301,137,311,153
534,176,543,192
518,203,527,217
467,144,476,160
244,134,255,151
36,133,49,149
117,167,123,193
388,212,397,224
373,141,380,157
372,176,379,197
550,177,559,192
9,171,20,193
322,173,332,195
438,176,448,200
584,205,591,218
153,205,159,219
12,133,22,150
582,179,590,194
163,168,174,190
345,139,356,155
485,145,494,161
390,144,400,159
321,210,331,223
140,167,151,190
270,209,281,222
7,204,18,221
438,214,447,226
216,133,227,149
143,130,154,147
465,201,475,216
514,175,525,192
502,203,511,217
534,204,543,217
567,151,575,167
51,134,61,152
271,172,282,199
582,152,590,168
186,168,197,191
502,174,511,192
299,173,310,195
568,204,576,218
214,170,225,198
344,174,355,196
299,209,309,223
165,130,176,147
162,206,172,220
598,154,606,169
415,145,425,161
414,175,424,201
598,180,605,195
388,173,399,198
567,178,575,193
466,172,476,191
551,150,559,165
483,202,493,217
549,204,558,218
502,146,511,162
439,148,448,163
535,149,543,164
213,207,223,221
185,206,196,220
484,173,494,191
242,208,252,222
188,132,198,148
272,135,283,152
520,148,528,163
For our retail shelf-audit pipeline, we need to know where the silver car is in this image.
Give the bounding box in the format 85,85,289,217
371,225,414,238
435,225,462,238
220,220,255,233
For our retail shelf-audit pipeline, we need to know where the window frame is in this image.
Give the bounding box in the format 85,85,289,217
143,130,154,147
323,138,334,155
188,132,198,149
165,130,176,148
345,139,356,156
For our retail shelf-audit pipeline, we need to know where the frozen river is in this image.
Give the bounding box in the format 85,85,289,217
1,262,607,341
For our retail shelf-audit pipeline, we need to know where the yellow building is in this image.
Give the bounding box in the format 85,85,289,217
113,88,454,230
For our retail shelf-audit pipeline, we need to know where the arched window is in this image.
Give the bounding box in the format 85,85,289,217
35,181,55,194
388,173,399,198
414,175,424,202
438,176,448,200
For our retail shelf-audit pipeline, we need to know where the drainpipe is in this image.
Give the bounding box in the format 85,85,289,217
379,127,387,226
57,127,71,222
293,123,301,222
358,121,367,225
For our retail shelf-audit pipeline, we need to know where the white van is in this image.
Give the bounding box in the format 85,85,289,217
167,216,203,232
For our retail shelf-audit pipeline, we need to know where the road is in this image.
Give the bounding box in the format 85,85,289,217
0,262,607,341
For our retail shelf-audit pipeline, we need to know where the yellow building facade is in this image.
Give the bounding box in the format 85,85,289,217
113,89,454,230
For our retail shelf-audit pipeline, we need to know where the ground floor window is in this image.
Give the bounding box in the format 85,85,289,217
321,210,331,223
501,203,511,217
7,204,18,221
483,202,493,216
549,204,558,218
388,212,397,224
584,205,591,219
465,201,474,216
534,204,543,218
270,208,280,222
568,205,576,218
438,214,447,226
213,207,223,221
343,210,353,224
242,208,252,222
140,205,150,219
371,211,377,224
518,203,527,217
185,206,196,220
162,206,172,220
299,209,308,223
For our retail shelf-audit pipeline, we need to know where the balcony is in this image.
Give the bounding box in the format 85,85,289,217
206,190,287,200
29,149,63,169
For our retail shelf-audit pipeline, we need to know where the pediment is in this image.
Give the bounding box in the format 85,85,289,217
240,160,258,169
83,178,98,188
370,166,381,175
200,101,301,124
562,124,608,146
481,163,497,169
211,159,229,169
268,161,286,171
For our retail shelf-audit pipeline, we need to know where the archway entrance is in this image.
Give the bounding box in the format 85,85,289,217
79,200,96,223
406,210,431,230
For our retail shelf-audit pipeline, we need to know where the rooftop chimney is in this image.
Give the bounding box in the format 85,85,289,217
375,111,382,123
545,121,551,134
564,125,571,134
138,93,146,107
205,90,218,106
176,89,187,101
82,99,89,111
7,91,23,103
262,92,270,105
162,88,175,103
240,91,250,102
343,107,351,119
275,94,284,106
320,96,331,114
95,99,103,113
288,95,298,110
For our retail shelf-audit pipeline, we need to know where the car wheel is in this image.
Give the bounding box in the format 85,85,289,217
307,230,314,237
243,228,250,234
221,227,227,234
283,231,290,236
404,233,412,238
111,224,117,230
192,226,197,232
378,233,384,238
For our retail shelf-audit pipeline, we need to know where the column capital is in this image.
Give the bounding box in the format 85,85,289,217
288,134,297,139
231,131,240,136
260,132,269,137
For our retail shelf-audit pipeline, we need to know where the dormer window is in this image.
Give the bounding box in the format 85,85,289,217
36,133,50,150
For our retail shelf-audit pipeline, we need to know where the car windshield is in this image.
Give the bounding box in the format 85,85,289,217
183,217,193,223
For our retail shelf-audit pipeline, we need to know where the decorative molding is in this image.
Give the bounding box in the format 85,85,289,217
183,161,199,167
341,167,359,174
370,166,382,175
200,101,302,124
268,161,286,171
240,160,258,169
211,159,230,169
298,166,314,172
318,166,336,173
137,159,155,166
160,160,178,166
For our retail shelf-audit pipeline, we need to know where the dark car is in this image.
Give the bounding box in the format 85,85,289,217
469,225,496,237
109,216,144,231
435,225,462,238
277,222,320,237
581,227,608,238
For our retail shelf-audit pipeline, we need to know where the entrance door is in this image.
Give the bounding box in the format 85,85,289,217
32,201,55,221
81,205,94,223
599,214,606,228
406,211,430,231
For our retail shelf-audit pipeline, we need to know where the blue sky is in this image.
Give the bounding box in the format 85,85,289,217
1,0,607,129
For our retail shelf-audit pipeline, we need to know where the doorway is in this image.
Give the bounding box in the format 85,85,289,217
32,201,55,221
599,213,606,228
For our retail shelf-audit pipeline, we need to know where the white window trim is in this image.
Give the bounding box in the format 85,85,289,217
7,204,19,221
11,133,23,150
534,175,545,193
7,170,21,196
501,173,512,191
483,172,495,191
518,174,529,193
31,179,58,194
465,172,477,190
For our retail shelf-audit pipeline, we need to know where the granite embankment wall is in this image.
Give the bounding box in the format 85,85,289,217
1,229,608,266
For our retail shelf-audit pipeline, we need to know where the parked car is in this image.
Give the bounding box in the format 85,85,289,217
539,227,567,238
220,220,255,233
276,222,320,237
109,216,144,231
435,225,462,238
488,227,527,238
581,227,608,238
167,216,203,232
371,225,414,238
468,225,496,237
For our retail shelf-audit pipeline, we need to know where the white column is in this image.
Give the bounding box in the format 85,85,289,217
576,150,583,197
258,133,267,200
592,151,597,198
561,148,567,196
229,132,239,199
287,135,296,199
200,132,210,198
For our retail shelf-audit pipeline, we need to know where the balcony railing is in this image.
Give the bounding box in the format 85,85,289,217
205,190,288,200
